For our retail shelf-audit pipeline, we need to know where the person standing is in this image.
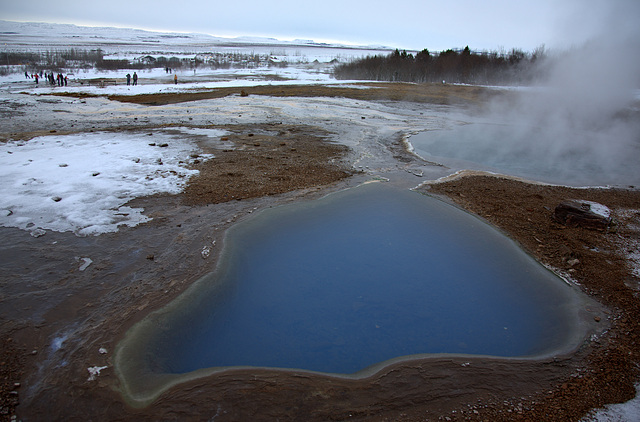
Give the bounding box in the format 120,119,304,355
34,74,38,85
126,73,131,86
132,72,138,86
174,73,178,84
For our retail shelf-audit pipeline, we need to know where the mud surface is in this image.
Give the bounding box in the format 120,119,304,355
1,83,639,421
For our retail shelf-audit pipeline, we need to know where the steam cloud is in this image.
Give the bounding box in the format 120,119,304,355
481,0,640,187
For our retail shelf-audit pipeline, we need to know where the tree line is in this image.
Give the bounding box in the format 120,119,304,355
333,46,546,85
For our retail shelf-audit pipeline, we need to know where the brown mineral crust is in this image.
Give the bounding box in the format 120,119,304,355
98,82,495,107
422,174,640,420
182,125,354,205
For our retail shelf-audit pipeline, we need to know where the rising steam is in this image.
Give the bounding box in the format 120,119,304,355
480,1,640,186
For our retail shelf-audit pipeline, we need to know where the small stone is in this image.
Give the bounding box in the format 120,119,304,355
52,196,62,202
594,316,601,322
159,143,169,148
99,347,108,354
146,254,154,260
58,163,68,167
78,257,93,271
567,258,580,267
92,172,100,177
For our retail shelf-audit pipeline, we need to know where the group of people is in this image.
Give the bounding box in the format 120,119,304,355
125,72,138,86
164,67,179,84
25,71,68,86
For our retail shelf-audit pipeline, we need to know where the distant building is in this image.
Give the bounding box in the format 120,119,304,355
134,55,157,65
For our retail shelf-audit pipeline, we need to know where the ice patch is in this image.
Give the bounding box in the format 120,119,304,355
172,127,229,138
50,335,68,353
0,131,207,236
87,366,108,381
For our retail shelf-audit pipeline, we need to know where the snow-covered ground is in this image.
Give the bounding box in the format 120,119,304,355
0,21,408,237
10,64,365,97
0,20,395,64
0,129,226,235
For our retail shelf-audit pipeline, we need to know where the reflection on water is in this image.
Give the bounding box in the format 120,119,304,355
409,123,640,187
137,183,582,376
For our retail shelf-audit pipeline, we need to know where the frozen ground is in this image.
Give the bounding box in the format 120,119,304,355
1,63,463,238
0,21,455,238
0,129,226,235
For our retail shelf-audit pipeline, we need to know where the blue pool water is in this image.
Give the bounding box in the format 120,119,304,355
141,183,579,376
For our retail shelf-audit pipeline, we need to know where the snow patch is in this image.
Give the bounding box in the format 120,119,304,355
0,131,212,236
78,257,93,271
87,366,108,381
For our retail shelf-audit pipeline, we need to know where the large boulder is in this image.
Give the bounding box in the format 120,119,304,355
553,199,616,231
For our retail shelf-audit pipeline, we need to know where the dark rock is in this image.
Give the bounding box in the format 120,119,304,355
553,200,615,231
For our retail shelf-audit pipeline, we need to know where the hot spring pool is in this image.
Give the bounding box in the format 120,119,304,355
409,123,640,187
115,182,600,402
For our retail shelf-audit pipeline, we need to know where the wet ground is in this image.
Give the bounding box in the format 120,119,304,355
1,80,639,421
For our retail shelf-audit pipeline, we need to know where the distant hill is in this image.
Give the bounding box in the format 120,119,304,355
0,20,392,53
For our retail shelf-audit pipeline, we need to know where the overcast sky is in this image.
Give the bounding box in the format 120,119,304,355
2,0,638,51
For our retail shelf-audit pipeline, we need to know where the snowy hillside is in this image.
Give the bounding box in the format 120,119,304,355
0,20,394,60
